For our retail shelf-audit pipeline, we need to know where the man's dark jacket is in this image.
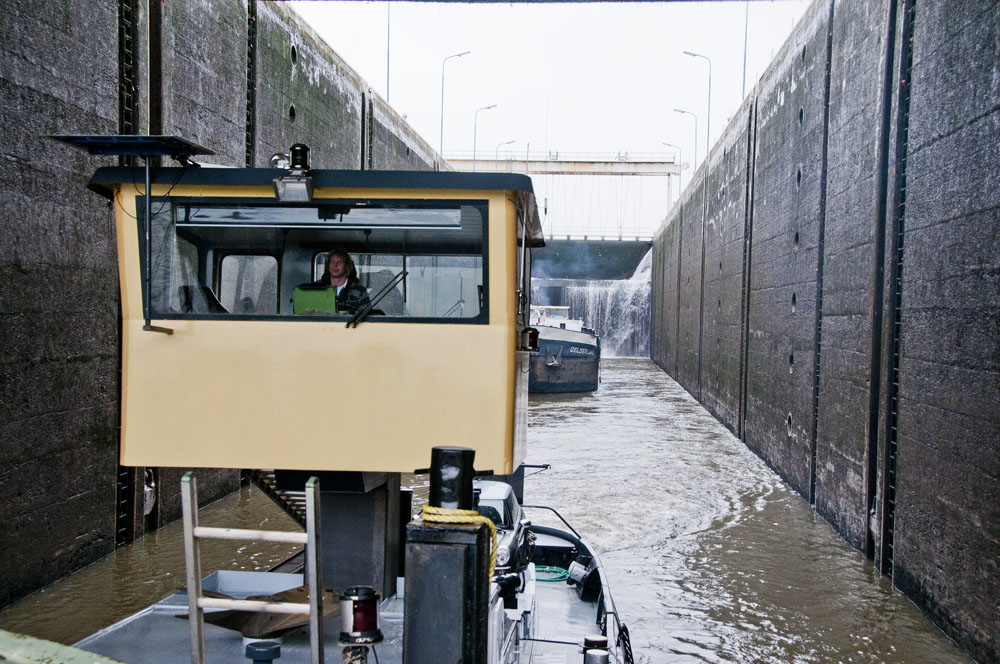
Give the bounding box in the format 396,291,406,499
310,274,370,314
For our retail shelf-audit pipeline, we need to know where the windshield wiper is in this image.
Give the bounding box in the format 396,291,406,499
346,269,408,328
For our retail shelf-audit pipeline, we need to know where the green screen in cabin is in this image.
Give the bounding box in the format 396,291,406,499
292,286,337,314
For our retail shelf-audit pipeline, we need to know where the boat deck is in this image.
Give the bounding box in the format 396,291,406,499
75,566,602,663
76,571,402,664
530,581,603,662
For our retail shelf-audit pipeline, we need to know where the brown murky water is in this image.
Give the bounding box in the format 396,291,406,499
0,359,974,662
0,484,304,645
523,359,972,663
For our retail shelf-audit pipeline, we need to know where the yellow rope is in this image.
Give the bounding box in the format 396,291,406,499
421,505,497,579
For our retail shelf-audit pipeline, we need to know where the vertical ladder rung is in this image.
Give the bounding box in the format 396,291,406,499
182,472,324,664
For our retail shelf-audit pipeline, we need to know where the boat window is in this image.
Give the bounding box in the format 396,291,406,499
405,255,482,318
505,493,522,525
477,504,504,527
476,493,522,530
220,255,278,314
141,197,488,323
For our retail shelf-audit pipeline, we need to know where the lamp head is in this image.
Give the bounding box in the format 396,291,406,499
273,143,314,202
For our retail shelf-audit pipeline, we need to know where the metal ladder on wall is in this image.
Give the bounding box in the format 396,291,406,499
181,472,324,664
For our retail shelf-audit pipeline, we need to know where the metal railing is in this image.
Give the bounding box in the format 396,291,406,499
181,472,324,664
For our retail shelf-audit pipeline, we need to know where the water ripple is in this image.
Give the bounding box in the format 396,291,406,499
525,359,972,664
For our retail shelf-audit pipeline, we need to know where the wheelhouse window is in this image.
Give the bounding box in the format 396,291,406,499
220,255,278,314
142,197,488,323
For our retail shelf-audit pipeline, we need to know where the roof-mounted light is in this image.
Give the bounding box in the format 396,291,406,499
273,143,313,202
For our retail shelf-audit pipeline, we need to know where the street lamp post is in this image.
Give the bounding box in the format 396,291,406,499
440,50,471,158
472,104,497,171
386,2,391,102
683,50,712,159
674,108,698,170
662,141,683,200
495,139,515,171
742,2,750,99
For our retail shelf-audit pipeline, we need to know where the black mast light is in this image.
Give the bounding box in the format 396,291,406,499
273,143,314,202
289,143,310,170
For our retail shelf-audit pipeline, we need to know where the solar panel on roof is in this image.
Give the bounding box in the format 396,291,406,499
47,134,214,158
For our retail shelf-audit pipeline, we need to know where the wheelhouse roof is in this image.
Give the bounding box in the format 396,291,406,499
88,166,544,246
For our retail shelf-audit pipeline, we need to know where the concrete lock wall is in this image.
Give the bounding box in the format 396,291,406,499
0,0,439,608
651,0,1000,661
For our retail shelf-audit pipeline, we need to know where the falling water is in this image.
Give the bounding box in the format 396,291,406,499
564,249,651,358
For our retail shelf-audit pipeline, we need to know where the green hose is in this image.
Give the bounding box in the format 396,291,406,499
535,565,570,582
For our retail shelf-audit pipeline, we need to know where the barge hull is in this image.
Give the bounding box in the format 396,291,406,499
529,329,600,394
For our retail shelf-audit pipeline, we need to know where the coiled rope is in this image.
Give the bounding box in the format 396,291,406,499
535,565,570,582
421,505,497,579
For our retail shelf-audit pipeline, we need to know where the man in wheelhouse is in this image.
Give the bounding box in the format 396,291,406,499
307,247,371,314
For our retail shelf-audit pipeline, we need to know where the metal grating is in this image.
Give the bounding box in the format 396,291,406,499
114,466,136,548
368,97,376,169
809,0,837,506
117,0,138,166
114,0,139,548
245,0,257,167
738,102,759,440
881,0,917,578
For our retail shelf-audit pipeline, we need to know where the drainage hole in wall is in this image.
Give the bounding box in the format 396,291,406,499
290,44,297,64
718,299,722,311
789,353,794,373
289,105,296,122
719,261,723,272
797,167,802,188
799,107,804,125
786,413,793,436
794,230,800,247
801,45,806,61
792,292,797,313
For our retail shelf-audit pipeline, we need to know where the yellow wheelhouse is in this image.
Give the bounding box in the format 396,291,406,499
88,157,542,475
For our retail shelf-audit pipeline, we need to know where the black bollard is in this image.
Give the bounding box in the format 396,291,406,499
245,640,281,663
428,446,477,509
404,447,489,664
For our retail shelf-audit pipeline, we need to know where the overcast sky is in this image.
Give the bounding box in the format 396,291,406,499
289,1,810,238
